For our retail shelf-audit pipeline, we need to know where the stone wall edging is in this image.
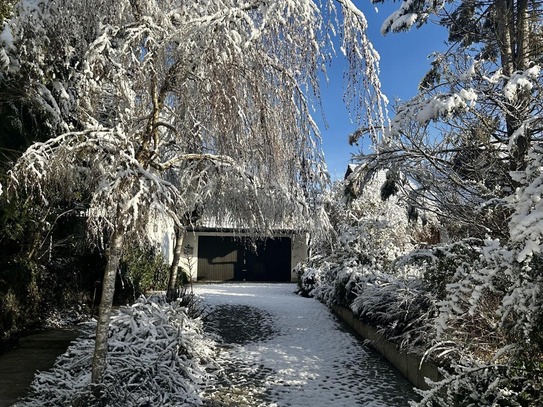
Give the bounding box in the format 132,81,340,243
331,304,441,390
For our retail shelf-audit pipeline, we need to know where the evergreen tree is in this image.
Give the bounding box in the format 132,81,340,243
350,0,543,404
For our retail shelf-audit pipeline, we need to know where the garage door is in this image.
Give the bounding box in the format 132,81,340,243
197,236,292,281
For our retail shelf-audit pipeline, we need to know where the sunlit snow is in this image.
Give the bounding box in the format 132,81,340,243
195,283,417,407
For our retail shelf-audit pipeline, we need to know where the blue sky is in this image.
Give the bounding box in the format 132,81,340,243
318,2,448,179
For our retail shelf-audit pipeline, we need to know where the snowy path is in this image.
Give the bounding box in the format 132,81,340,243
195,283,417,407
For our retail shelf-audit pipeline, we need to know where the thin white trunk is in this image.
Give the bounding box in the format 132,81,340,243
167,226,184,299
516,0,529,71
496,0,514,76
91,227,124,386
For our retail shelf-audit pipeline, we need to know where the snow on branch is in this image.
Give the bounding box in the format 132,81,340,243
416,89,478,123
510,143,543,262
336,0,389,145
379,0,446,34
8,126,183,239
503,65,541,102
386,88,478,138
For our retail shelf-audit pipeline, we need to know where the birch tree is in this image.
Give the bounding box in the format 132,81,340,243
1,0,387,389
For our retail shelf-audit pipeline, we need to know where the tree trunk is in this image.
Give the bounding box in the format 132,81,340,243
515,0,529,71
91,227,124,387
510,0,531,172
496,0,514,76
167,226,184,300
496,0,531,173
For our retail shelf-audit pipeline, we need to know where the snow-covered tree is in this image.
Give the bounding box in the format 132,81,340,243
300,168,417,303
348,0,543,404
2,0,387,389
354,0,543,241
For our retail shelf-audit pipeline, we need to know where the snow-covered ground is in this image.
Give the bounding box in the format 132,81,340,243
196,283,417,407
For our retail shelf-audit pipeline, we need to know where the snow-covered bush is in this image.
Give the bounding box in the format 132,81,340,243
412,145,543,405
296,259,329,299
394,238,484,300
416,360,543,407
14,296,216,407
351,272,437,350
298,171,441,350
299,253,439,354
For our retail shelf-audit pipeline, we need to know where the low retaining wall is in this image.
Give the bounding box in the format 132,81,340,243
332,305,441,390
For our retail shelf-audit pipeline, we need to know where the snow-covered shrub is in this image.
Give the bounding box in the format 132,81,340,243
416,354,543,407
298,172,439,350
14,296,216,407
420,238,543,405
438,147,543,349
296,261,325,297
296,253,348,305
299,252,438,352
351,272,437,350
394,238,484,299
414,145,543,405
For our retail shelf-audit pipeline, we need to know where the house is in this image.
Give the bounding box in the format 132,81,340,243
148,214,308,283
180,228,308,283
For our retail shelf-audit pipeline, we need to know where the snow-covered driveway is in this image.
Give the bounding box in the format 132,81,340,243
195,283,417,407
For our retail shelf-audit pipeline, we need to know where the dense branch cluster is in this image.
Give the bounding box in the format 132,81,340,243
298,0,543,405
0,0,389,389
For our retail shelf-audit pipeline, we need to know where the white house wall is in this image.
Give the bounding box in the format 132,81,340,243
290,235,309,282
146,213,175,264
